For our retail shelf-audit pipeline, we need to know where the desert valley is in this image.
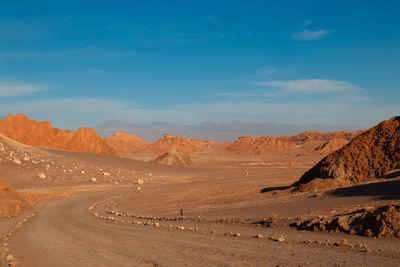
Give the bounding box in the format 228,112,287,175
0,113,399,266
1,2,399,266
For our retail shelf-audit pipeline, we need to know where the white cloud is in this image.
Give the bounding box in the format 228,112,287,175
304,20,312,26
292,29,331,40
0,80,47,97
254,79,358,95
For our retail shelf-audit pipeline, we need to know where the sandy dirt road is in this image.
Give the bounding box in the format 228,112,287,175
6,184,400,267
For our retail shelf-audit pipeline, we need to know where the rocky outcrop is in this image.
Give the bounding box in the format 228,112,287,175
0,114,116,156
293,204,400,238
152,149,193,166
226,130,361,155
293,116,400,190
144,134,213,153
226,136,297,154
0,178,26,217
103,132,149,154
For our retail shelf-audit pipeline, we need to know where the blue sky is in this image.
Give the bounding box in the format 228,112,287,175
0,0,399,129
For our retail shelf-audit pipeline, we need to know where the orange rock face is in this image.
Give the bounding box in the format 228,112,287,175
144,134,213,153
0,114,116,156
103,132,150,154
226,136,297,154
294,116,400,189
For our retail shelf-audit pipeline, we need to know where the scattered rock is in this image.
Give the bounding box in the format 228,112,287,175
136,178,144,185
37,172,46,180
6,254,14,262
90,177,97,182
12,158,21,165
255,234,263,239
263,213,278,227
270,235,285,242
292,204,400,238
103,172,111,177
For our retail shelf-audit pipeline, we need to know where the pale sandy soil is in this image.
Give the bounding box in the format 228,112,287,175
1,137,400,266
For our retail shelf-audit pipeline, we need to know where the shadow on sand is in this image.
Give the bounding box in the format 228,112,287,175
378,170,400,179
329,179,400,200
260,186,290,193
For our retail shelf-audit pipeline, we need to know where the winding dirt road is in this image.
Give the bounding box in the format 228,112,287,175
6,185,400,267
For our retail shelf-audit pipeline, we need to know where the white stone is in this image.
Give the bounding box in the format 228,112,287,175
12,158,21,165
38,172,46,180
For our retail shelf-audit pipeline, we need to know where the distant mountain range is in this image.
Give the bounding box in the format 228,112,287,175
94,120,365,142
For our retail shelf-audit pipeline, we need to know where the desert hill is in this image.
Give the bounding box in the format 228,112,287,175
0,132,193,189
293,116,400,191
226,130,361,154
143,134,215,153
152,149,193,166
226,136,297,154
103,132,149,154
0,114,116,156
313,138,350,155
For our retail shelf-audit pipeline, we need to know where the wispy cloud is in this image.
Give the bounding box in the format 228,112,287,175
1,45,136,60
0,96,395,128
303,20,312,26
292,29,331,40
0,80,47,97
256,66,275,76
254,79,358,95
